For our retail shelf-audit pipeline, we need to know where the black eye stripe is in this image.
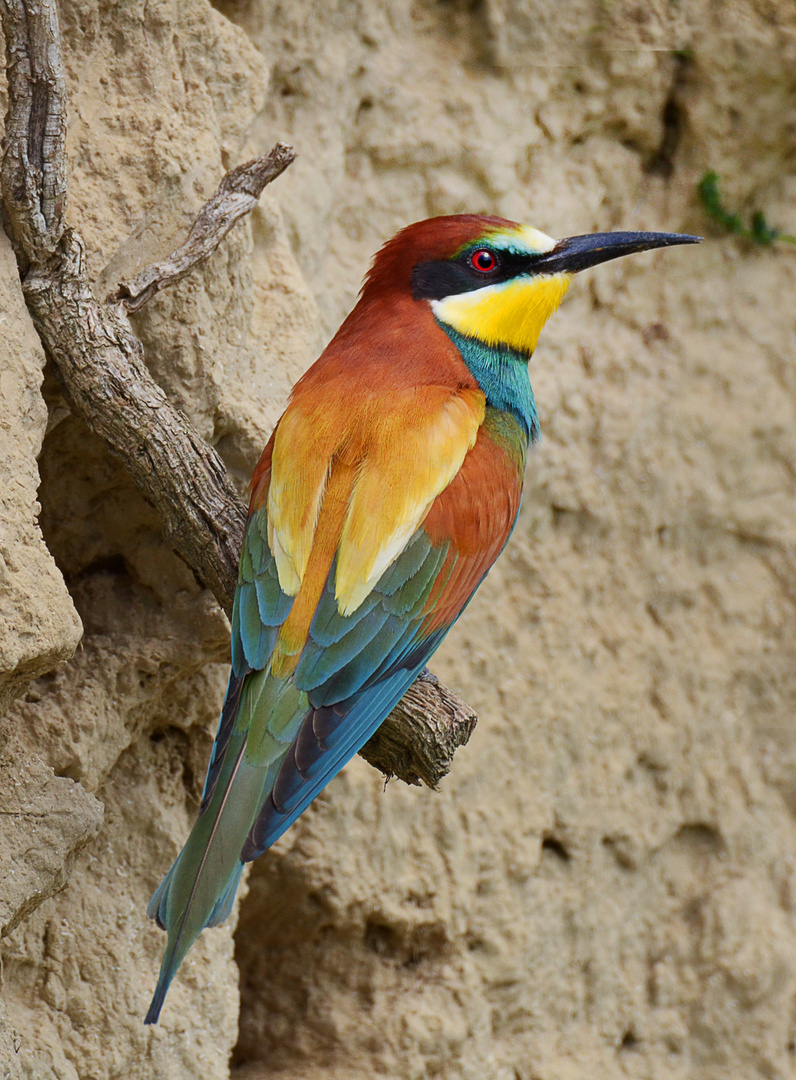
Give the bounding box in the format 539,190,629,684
411,248,536,301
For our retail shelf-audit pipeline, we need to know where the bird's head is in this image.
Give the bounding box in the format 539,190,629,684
366,214,700,356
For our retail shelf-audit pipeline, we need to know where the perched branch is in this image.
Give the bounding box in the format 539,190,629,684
359,671,478,788
111,146,296,311
0,0,478,789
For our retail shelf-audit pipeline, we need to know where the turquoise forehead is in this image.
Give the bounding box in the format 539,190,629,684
454,223,558,259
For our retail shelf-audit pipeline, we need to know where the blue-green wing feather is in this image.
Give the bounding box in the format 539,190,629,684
295,534,449,699
240,530,462,860
241,657,434,860
231,510,293,674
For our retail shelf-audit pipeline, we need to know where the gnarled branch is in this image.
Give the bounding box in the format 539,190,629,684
0,0,477,788
110,146,296,312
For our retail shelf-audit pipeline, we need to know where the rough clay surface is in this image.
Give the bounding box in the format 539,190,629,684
2,1,796,1079
0,227,83,710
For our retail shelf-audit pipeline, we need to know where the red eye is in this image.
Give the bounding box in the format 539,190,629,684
470,248,497,272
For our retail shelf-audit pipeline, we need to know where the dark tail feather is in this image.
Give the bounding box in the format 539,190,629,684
144,736,259,1024
144,967,173,1026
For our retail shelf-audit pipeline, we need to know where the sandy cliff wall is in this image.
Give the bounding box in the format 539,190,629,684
2,1,796,1078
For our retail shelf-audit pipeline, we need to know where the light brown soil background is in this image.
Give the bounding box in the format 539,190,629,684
2,1,796,1077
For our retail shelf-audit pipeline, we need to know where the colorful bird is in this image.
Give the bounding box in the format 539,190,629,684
145,214,699,1023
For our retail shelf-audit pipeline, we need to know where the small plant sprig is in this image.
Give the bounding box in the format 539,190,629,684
698,171,796,246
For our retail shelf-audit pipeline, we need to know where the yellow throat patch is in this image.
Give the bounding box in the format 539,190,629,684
431,272,571,355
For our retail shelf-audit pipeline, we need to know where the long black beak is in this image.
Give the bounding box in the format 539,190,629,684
533,231,701,275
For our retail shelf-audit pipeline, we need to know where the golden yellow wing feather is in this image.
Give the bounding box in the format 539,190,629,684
265,382,486,674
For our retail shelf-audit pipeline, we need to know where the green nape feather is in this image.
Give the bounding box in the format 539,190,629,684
144,671,308,1025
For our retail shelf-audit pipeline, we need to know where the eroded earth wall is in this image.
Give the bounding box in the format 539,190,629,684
2,2,796,1079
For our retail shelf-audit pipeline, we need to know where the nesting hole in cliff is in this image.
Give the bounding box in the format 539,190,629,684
646,53,689,179
209,0,254,18
67,553,129,583
646,98,683,179
602,835,636,871
415,0,498,69
673,823,724,856
549,504,601,545
363,919,400,957
619,1026,640,1052
541,834,571,864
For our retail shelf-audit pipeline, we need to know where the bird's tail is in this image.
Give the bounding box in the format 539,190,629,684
144,728,261,1024
144,670,308,1024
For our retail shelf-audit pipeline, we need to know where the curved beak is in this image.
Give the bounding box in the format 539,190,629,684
533,231,702,275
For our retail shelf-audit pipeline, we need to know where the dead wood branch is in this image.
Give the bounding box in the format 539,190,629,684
0,0,478,788
110,147,296,311
24,233,248,606
359,671,478,788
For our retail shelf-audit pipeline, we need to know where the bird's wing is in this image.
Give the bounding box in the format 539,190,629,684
240,404,527,858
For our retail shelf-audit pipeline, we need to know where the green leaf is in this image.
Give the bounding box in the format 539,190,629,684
698,171,794,248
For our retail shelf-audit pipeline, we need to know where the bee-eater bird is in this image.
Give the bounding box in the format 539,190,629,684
145,215,699,1023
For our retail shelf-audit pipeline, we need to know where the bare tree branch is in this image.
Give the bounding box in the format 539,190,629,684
24,232,248,606
110,146,296,311
359,671,478,788
0,0,478,790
